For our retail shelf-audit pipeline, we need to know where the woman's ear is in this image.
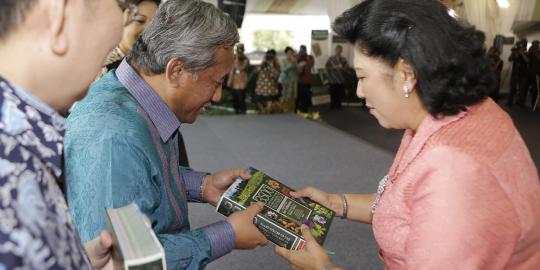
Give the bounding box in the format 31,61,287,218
397,58,417,88
165,58,184,88
48,0,70,56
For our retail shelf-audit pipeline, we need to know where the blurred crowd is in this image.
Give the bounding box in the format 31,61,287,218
221,43,356,115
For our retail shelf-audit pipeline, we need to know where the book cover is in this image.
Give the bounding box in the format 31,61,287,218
216,167,335,250
105,203,166,270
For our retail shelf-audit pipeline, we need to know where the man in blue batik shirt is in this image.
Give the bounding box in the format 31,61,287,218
64,1,268,269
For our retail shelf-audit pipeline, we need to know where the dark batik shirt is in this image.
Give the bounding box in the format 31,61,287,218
0,76,90,269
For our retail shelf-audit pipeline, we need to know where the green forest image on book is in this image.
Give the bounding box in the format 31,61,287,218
216,167,335,250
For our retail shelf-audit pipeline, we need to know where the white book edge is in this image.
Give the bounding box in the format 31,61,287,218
106,203,167,270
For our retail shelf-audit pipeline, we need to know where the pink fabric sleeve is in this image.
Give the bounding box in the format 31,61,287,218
405,146,521,270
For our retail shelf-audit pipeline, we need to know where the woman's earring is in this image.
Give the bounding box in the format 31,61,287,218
403,85,410,98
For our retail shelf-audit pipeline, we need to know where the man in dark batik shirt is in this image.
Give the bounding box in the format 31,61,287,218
325,45,350,109
0,0,125,268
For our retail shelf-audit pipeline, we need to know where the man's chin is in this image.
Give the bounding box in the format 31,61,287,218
179,114,198,124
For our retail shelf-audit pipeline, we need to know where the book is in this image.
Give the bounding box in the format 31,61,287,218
105,203,166,270
216,167,335,250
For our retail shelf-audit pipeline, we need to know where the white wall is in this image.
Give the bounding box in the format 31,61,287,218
526,31,540,42
239,14,331,53
201,0,218,6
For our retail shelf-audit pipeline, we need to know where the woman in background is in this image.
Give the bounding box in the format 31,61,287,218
275,0,540,269
255,50,281,113
99,0,159,77
227,43,250,114
280,47,298,112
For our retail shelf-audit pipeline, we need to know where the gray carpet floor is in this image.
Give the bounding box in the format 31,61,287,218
183,114,390,270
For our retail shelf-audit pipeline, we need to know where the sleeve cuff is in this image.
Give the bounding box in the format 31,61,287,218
180,167,208,202
201,221,236,261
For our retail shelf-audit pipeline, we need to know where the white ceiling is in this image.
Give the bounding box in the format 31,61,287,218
246,0,328,15
202,0,335,15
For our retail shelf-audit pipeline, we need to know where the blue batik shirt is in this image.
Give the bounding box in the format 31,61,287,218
0,76,91,269
65,60,236,270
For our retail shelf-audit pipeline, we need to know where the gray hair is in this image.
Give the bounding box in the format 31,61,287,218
0,0,35,41
127,0,239,74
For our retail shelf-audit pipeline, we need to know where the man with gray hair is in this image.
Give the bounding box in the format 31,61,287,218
65,0,268,269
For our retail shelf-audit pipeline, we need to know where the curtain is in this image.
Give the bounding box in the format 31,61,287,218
514,0,536,21
461,0,500,45
460,0,536,43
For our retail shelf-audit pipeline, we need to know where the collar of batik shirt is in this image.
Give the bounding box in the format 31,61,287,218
115,59,181,143
0,76,66,179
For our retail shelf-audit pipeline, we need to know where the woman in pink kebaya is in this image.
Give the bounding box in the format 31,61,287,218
275,0,540,269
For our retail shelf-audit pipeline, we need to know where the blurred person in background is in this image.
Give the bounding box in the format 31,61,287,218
507,39,529,108
326,45,349,109
275,0,540,269
297,44,315,112
99,0,160,77
255,49,281,113
280,46,298,112
526,40,540,108
487,46,503,102
227,43,250,114
0,0,125,268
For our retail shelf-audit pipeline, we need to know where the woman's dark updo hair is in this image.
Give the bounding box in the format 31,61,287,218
333,0,495,116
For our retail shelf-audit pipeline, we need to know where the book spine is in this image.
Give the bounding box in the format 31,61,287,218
217,197,302,250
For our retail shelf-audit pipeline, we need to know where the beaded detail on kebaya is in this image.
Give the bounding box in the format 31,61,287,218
371,174,389,213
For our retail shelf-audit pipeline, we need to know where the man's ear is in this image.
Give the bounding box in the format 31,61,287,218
165,58,184,88
396,58,417,89
49,0,69,56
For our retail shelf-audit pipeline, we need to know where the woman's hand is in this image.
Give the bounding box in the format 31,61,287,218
290,187,344,218
292,188,376,223
275,225,341,270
